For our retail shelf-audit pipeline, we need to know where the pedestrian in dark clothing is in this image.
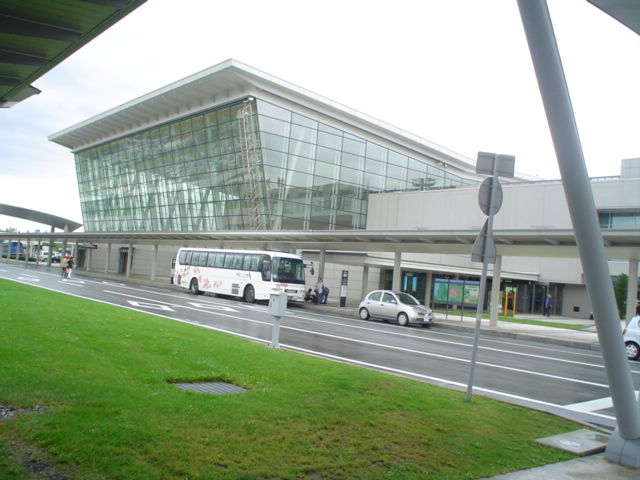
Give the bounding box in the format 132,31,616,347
543,294,552,317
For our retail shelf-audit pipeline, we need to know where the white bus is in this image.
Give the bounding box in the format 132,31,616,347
172,248,307,303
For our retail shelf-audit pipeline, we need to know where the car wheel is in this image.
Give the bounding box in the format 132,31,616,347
359,308,370,320
625,342,640,361
189,278,202,295
243,285,255,303
398,312,409,327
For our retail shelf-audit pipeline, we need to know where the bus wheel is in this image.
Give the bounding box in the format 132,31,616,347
243,285,255,303
189,278,202,295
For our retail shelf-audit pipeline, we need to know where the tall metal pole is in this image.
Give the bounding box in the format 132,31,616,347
517,0,640,465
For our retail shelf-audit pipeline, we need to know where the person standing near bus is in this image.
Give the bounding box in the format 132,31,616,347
314,277,324,304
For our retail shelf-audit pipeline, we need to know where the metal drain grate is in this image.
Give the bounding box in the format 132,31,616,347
173,382,247,395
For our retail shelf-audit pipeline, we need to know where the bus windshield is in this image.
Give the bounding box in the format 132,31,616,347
272,256,305,284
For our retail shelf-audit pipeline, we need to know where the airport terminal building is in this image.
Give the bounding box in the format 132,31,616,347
48,59,640,318
50,59,485,234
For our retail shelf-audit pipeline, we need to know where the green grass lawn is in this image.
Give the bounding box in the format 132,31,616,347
0,279,579,479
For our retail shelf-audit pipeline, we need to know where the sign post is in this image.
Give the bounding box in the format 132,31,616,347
268,290,287,349
339,270,348,307
466,152,514,402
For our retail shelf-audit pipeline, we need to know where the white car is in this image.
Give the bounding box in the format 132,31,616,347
358,290,434,327
623,315,640,360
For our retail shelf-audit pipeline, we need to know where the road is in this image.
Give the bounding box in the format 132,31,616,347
2,261,639,430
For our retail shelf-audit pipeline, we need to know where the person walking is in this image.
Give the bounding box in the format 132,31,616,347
60,254,69,278
543,294,553,317
66,255,75,279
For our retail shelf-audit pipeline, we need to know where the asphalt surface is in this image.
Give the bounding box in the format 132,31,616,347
1,260,638,478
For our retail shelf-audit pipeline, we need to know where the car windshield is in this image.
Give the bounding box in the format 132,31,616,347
396,292,420,306
272,257,305,284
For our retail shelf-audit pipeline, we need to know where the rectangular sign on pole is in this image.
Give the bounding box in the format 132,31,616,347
476,152,516,178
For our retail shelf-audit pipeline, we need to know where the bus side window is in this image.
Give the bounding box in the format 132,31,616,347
215,253,225,268
179,251,187,264
249,254,260,271
260,255,271,281
185,251,193,266
207,253,217,268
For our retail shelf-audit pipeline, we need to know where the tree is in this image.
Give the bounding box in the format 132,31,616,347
613,273,628,320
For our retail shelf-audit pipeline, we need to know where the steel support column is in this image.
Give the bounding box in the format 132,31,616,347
518,0,640,466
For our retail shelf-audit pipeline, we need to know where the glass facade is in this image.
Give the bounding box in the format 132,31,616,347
75,97,476,232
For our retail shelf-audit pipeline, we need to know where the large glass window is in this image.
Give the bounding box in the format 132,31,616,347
74,96,475,233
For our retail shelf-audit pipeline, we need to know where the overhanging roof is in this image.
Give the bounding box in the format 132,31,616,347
587,0,640,35
0,203,82,231
48,59,488,178
1,228,638,260
0,0,146,108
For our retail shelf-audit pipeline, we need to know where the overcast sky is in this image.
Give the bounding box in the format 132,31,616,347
1,0,638,232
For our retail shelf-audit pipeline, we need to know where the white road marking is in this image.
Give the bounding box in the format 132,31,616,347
565,397,614,413
564,391,639,413
126,300,175,311
187,302,238,312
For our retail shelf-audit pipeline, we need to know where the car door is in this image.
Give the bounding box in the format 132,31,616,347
365,291,384,318
380,292,399,320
